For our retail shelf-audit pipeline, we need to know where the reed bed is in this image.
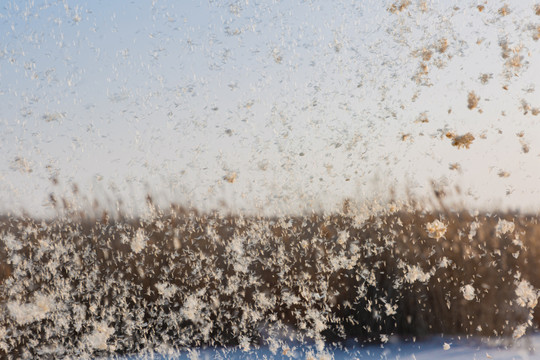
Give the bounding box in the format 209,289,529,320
0,198,539,358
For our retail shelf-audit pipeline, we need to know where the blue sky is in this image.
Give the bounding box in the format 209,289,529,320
2,0,540,216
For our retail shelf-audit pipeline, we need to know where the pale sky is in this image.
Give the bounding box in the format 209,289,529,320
2,0,540,216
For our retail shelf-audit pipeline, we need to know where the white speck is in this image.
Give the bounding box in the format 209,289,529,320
425,219,447,239
515,279,539,308
155,282,178,299
513,323,527,339
131,228,147,253
337,230,349,245
495,219,515,237
461,284,475,301
404,265,431,283
85,322,114,351
7,293,55,325
3,233,22,251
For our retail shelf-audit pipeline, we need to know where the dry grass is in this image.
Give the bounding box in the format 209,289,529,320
0,196,539,358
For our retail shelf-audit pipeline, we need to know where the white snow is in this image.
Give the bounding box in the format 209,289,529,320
119,333,540,359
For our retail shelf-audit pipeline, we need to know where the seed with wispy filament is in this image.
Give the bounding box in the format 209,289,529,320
450,133,475,149
467,91,479,110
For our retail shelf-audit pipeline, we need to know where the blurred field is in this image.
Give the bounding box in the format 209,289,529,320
0,197,539,358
